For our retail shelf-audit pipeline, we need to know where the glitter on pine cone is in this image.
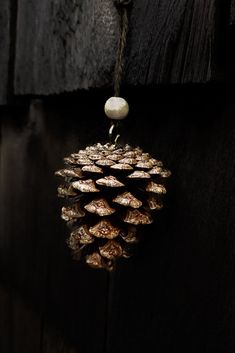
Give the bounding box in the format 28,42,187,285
55,143,171,271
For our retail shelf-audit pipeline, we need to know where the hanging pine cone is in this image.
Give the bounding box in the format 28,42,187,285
55,143,171,271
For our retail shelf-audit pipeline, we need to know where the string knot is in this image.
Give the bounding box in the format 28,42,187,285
114,0,132,8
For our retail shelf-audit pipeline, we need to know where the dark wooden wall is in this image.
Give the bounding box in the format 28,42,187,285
1,1,235,353
1,0,234,105
1,85,235,353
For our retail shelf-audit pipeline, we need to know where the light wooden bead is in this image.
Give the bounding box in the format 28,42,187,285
104,97,129,120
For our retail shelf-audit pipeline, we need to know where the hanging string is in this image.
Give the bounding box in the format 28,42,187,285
113,0,132,97
109,0,132,144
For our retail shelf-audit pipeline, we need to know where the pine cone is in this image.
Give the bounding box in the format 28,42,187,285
55,143,171,270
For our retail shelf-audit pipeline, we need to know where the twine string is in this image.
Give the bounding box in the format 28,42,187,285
113,0,132,96
109,0,132,143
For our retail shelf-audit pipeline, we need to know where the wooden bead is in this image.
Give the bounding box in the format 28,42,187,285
104,97,129,120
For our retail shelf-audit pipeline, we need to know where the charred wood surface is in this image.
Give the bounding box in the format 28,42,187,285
0,0,10,104
14,0,217,96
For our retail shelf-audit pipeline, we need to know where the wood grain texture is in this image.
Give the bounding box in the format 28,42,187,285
14,0,216,96
0,99,109,353
0,0,10,104
1,85,235,352
126,0,215,84
14,0,118,95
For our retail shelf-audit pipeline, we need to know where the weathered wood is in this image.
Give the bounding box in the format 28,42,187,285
230,0,235,24
0,0,11,104
126,0,215,84
14,0,117,95
14,0,216,96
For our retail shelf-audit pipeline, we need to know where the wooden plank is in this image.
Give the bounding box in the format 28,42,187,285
14,0,117,95
127,0,215,84
0,285,12,353
0,100,108,353
0,0,11,104
14,0,216,96
231,0,235,24
104,84,235,353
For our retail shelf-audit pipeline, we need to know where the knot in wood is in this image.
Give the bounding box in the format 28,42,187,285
114,0,132,8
